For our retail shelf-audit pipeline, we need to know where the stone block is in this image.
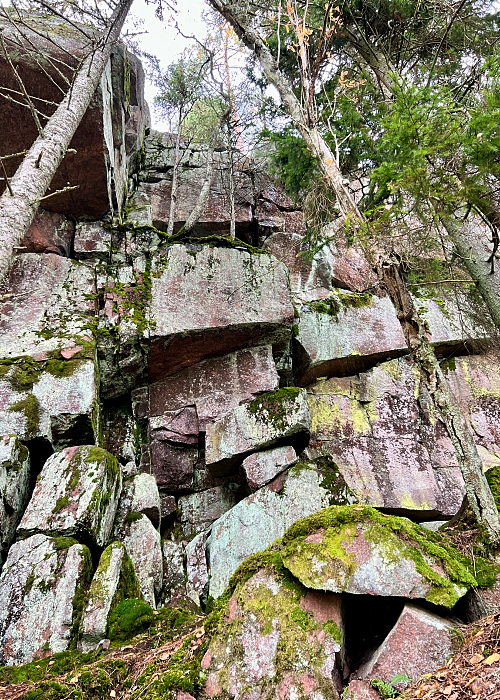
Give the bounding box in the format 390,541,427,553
207,462,347,599
282,515,470,607
114,473,161,532
160,494,177,520
205,388,310,476
0,435,30,562
162,540,186,605
74,222,112,260
203,570,342,699
149,407,199,446
294,293,407,385
148,346,279,431
0,534,92,665
0,254,96,361
178,486,238,536
242,446,298,491
20,208,74,256
357,604,455,684
148,440,197,491
79,541,141,652
119,513,162,608
343,680,380,700
148,245,293,382
17,446,122,548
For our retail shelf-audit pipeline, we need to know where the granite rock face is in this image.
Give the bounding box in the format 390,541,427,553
18,446,122,547
0,15,146,217
0,254,95,360
178,486,238,536
205,388,311,475
74,222,112,261
0,436,31,562
162,540,186,606
79,542,141,652
0,534,92,665
306,358,466,518
186,532,209,608
203,569,342,700
147,346,280,431
148,245,293,381
357,604,456,683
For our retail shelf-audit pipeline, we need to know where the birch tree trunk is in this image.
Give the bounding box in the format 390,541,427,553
0,0,134,283
206,0,500,544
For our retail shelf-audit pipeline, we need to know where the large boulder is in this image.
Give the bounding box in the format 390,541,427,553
178,486,238,537
20,209,74,256
0,534,92,665
279,507,475,608
0,435,30,562
207,461,356,599
0,14,146,217
17,446,122,548
306,358,466,518
147,244,293,382
205,388,311,475
356,604,456,684
79,541,141,652
202,569,342,700
146,345,280,431
242,445,298,491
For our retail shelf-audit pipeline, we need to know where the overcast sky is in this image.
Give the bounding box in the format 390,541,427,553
127,0,208,130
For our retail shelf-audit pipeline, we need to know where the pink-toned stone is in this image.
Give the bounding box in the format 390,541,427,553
261,184,295,211
203,570,341,699
20,209,74,256
179,486,237,536
300,590,342,627
306,359,466,518
148,245,293,382
177,692,196,700
263,230,378,301
149,407,199,446
357,604,455,684
205,389,310,475
242,445,298,490
186,532,209,607
149,346,279,431
160,494,177,520
344,680,380,700
0,254,96,360
284,210,306,235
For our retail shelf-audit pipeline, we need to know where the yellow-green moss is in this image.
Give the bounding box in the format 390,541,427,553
247,387,302,432
8,394,40,438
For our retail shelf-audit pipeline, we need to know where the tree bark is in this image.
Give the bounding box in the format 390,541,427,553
440,214,500,330
0,0,134,283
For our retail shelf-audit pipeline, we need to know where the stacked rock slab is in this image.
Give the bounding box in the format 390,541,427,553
0,436,30,564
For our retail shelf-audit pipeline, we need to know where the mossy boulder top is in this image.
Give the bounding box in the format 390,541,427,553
277,507,476,608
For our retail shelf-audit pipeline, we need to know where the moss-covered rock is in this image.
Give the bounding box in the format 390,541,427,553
79,542,142,652
17,445,122,548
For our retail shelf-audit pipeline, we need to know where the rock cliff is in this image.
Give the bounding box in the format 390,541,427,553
0,26,500,700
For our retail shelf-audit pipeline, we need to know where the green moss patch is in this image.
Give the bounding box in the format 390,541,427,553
247,387,303,432
9,394,40,438
107,599,155,642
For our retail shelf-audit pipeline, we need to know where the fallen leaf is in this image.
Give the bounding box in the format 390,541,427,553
449,694,458,700
470,654,483,665
48,661,55,666
69,675,80,684
160,652,170,661
442,687,454,696
110,691,116,698
153,610,159,616
483,652,500,665
470,679,488,695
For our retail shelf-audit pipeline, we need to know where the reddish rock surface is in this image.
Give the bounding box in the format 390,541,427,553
148,245,293,382
148,346,279,431
149,407,199,446
20,209,74,256
344,680,380,700
242,445,298,490
148,440,197,491
356,604,455,684
74,222,112,260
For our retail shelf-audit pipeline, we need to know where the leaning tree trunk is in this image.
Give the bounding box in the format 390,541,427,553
0,0,134,283
440,214,500,330
206,0,500,544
